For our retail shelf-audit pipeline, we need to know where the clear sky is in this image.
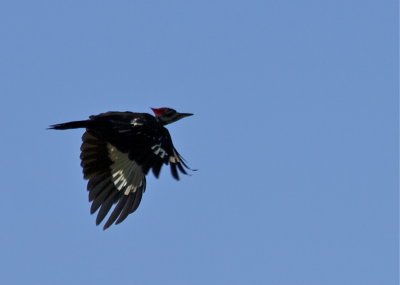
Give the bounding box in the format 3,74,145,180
0,1,398,284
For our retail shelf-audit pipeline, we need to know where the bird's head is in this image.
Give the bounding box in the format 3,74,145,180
151,107,193,125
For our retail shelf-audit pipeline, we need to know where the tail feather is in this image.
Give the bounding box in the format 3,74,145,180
48,120,92,130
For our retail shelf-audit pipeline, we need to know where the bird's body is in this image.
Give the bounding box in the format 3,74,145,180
50,108,193,230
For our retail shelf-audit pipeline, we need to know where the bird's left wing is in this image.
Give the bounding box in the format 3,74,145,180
80,131,145,230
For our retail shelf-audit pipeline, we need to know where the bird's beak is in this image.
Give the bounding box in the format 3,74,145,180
179,113,193,118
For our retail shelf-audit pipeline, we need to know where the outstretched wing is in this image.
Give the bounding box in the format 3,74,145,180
80,131,145,230
131,126,192,181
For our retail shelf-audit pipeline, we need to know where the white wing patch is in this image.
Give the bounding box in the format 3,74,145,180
107,144,145,195
169,149,180,163
151,144,168,159
130,118,143,126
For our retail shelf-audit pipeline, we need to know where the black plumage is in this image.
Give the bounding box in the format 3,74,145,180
50,108,193,230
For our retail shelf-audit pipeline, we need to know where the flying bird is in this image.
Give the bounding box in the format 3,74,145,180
50,107,194,230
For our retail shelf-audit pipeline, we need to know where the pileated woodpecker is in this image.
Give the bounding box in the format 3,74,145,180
50,107,193,230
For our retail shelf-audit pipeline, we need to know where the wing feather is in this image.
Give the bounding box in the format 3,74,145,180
96,191,120,225
103,195,128,230
116,191,143,225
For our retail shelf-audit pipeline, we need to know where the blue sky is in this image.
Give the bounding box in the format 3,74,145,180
0,0,398,284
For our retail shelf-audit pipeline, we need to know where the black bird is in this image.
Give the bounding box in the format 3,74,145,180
50,107,193,230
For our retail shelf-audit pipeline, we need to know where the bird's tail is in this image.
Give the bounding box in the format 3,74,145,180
48,120,94,130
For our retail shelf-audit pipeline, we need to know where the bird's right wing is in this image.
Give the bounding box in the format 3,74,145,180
104,117,192,180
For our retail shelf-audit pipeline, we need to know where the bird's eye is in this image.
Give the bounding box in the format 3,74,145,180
166,109,176,116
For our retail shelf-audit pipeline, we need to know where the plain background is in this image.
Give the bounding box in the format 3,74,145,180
0,1,398,284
